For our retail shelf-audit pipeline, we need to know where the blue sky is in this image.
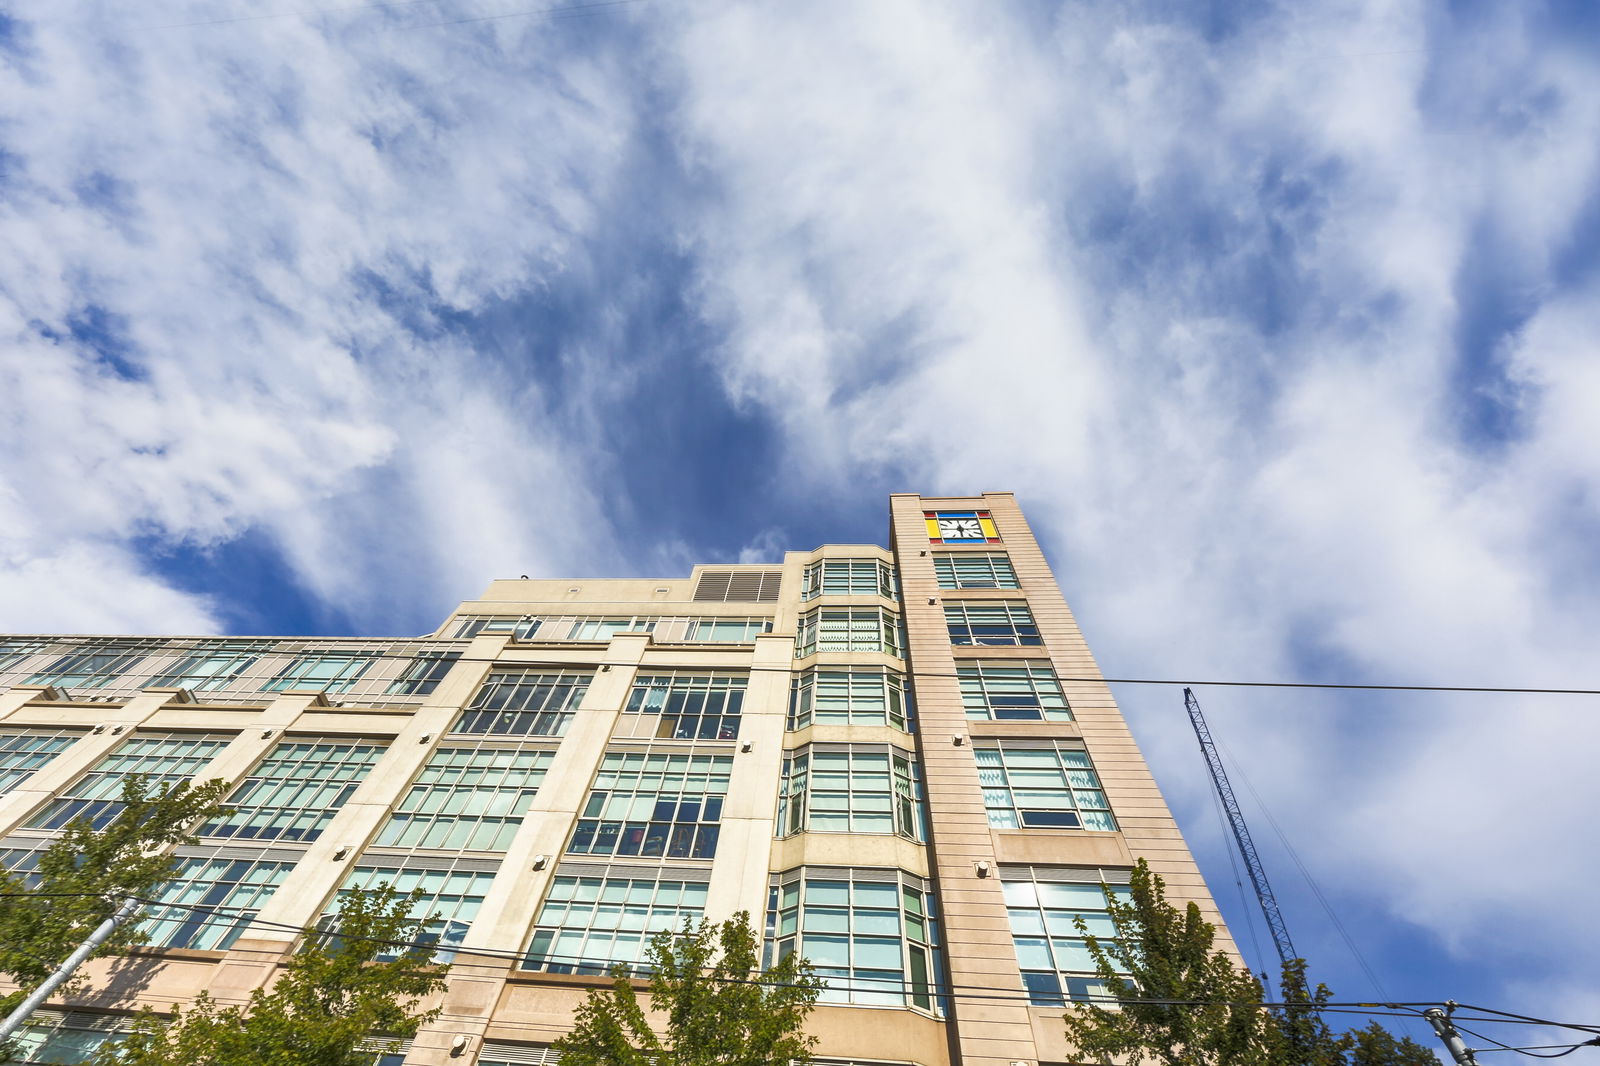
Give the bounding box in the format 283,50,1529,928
5,0,1600,1048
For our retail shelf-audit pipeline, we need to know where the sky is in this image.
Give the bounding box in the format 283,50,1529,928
4,0,1600,1050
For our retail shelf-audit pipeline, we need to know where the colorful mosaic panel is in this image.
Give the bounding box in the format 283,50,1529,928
923,510,1001,544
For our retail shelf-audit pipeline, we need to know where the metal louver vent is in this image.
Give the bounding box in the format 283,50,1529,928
692,570,782,603
479,1042,562,1065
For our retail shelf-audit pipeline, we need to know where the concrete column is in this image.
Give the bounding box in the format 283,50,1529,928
703,633,791,926
403,635,649,1066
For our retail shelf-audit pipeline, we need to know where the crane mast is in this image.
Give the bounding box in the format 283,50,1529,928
1184,686,1298,969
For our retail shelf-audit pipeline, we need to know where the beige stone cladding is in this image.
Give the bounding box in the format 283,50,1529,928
894,492,1235,1064
0,498,1232,1066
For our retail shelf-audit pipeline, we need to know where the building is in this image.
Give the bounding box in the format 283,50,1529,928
0,493,1230,1066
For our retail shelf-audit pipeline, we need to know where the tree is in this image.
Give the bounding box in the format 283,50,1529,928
97,883,449,1066
1060,859,1438,1066
555,911,823,1066
0,775,233,1017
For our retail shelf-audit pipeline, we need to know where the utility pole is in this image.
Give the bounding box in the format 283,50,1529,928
0,896,142,1045
1423,1005,1480,1066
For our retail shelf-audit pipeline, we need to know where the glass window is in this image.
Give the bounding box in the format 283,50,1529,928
975,744,1116,831
788,668,911,731
385,651,461,696
144,642,267,692
452,670,590,736
26,733,233,831
140,854,296,950
944,603,1041,646
453,616,521,639
777,747,924,841
1004,868,1131,1004
374,745,554,852
260,652,378,694
684,617,773,642
0,640,49,673
795,608,903,658
10,1013,129,1064
766,869,939,1010
26,642,151,689
933,553,1018,589
624,674,746,741
567,751,733,860
328,863,498,963
522,870,710,975
958,663,1072,721
801,560,897,600
202,739,387,843
0,730,80,797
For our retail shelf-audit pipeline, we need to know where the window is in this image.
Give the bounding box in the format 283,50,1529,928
26,734,232,831
975,744,1115,831
0,640,48,672
201,739,387,843
10,1012,130,1064
565,618,655,641
777,748,923,840
508,616,774,643
261,652,378,694
788,668,911,731
0,730,79,797
568,751,732,859
144,642,266,692
933,553,1018,589
453,616,521,639
374,745,554,851
684,617,774,642
452,670,590,736
924,509,1001,544
25,642,150,689
385,651,461,696
624,674,745,741
944,603,1041,646
329,862,498,962
140,855,296,950
958,663,1071,721
766,869,939,1010
795,608,903,658
523,870,710,975
801,560,897,600
1004,867,1131,1005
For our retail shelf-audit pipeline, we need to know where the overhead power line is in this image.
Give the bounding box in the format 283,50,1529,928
0,889,1594,1041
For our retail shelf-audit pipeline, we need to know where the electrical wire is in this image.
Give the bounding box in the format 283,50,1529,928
7,886,1595,1048
1452,1020,1600,1058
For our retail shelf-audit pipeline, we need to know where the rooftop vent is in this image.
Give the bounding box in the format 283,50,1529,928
692,570,782,603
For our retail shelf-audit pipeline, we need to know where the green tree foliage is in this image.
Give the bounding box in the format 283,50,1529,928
97,883,448,1066
555,911,824,1066
1060,859,1438,1066
0,775,232,1015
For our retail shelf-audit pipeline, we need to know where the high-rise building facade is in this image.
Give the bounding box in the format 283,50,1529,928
0,493,1229,1066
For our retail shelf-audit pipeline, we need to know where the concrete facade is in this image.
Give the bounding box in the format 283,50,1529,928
0,493,1229,1066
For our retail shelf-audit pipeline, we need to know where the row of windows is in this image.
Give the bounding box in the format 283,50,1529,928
9,643,462,697
767,869,938,1010
778,748,923,840
795,608,904,658
454,616,774,644
801,559,897,600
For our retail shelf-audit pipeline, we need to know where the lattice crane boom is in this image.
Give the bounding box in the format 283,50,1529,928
1184,686,1298,969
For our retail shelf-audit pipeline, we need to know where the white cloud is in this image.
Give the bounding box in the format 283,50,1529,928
662,0,1600,1010
0,2,642,631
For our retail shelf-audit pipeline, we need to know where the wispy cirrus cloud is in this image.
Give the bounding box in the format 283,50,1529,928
4,0,1599,1034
